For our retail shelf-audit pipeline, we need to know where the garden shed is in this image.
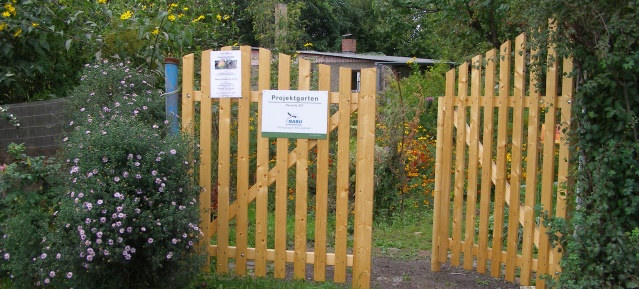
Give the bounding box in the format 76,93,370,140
295,50,437,92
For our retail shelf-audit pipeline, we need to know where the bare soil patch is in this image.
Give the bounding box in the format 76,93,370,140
370,250,519,289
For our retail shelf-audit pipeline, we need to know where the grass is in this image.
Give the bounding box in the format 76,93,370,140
216,202,341,249
216,200,434,260
372,208,434,259
187,273,346,289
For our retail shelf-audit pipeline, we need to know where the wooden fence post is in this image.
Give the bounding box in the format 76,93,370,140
352,68,376,289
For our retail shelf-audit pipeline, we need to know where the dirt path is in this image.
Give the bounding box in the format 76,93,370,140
281,248,520,288
370,251,519,289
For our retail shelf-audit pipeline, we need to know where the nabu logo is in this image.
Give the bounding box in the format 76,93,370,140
286,112,303,125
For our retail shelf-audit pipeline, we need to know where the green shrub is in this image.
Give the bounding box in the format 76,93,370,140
1,61,203,288
0,0,239,104
65,60,165,126
0,143,61,287
522,1,639,287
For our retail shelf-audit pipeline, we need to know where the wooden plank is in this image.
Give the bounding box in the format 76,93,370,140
521,44,541,285
352,67,376,289
491,40,511,278
293,57,311,280
294,138,309,279
235,46,252,275
451,62,469,267
552,57,574,275
537,34,560,289
314,64,331,282
538,31,559,289
464,55,482,270
431,97,446,272
505,33,526,282
254,48,272,277
216,46,233,273
438,69,456,263
334,67,352,283
519,44,539,285
199,50,213,272
181,53,195,135
477,49,497,274
209,246,354,267
274,53,291,279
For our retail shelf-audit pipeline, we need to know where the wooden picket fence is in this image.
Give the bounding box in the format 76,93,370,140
180,46,376,289
431,32,574,288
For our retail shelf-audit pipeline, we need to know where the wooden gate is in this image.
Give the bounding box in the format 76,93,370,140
431,32,574,289
180,46,376,289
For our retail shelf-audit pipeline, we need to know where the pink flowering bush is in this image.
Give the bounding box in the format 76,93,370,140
1,61,203,288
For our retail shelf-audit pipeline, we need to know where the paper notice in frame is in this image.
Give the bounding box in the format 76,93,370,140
210,50,242,98
261,90,329,139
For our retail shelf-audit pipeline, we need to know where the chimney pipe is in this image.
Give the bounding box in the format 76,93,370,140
341,38,356,53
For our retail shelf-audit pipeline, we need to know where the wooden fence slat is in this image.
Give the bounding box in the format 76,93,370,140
438,69,456,263
294,138,309,277
209,246,354,266
538,29,559,289
452,62,469,267
181,54,195,135
314,64,331,282
352,67,376,289
235,46,252,275
216,45,234,273
199,50,213,272
216,95,230,274
464,55,482,270
491,40,511,278
552,57,574,274
254,48,272,277
431,97,446,272
477,49,497,274
521,45,541,285
505,33,526,281
274,53,291,279
334,67,352,283
293,57,311,280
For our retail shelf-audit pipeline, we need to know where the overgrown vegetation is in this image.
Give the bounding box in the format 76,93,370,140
522,1,639,288
374,63,445,218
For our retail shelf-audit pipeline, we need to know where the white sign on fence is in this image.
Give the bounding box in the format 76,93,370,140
210,50,242,98
261,90,328,139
